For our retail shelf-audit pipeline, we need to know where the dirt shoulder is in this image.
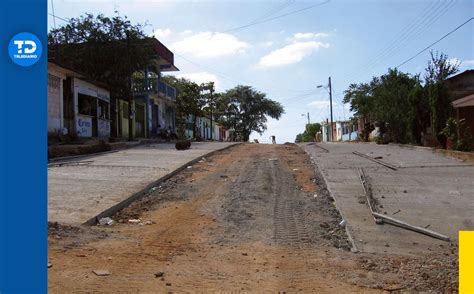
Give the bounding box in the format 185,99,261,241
48,143,457,293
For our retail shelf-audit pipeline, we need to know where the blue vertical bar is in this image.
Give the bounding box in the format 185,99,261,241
0,0,47,293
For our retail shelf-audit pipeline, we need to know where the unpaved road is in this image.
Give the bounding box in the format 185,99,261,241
48,144,457,293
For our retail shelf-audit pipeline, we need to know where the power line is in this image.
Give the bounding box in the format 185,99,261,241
341,0,457,87
364,0,457,74
153,0,330,45
246,0,296,25
48,12,69,23
396,17,474,68
222,0,330,33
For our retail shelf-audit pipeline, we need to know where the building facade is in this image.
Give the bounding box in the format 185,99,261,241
48,62,111,139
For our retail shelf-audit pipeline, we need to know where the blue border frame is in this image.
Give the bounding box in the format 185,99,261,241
0,0,47,293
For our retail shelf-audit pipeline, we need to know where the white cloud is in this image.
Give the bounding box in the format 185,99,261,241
447,58,474,69
154,28,172,39
256,41,329,68
293,32,329,40
260,41,274,47
172,71,221,90
286,32,329,42
308,100,330,109
447,58,461,67
170,32,249,59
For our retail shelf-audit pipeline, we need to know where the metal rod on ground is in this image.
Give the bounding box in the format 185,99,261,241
352,151,398,170
357,167,381,224
372,212,451,242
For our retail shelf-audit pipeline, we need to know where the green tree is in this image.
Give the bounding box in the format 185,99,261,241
343,81,375,142
424,51,459,145
371,68,420,143
344,69,420,143
216,85,284,141
295,133,303,143
161,76,206,139
301,123,321,142
424,51,459,84
408,84,430,144
48,12,154,100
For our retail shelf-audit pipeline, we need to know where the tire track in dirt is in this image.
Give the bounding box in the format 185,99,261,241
48,144,386,293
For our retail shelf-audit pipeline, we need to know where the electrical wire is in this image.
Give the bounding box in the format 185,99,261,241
341,0,457,86
222,0,330,34
395,16,474,68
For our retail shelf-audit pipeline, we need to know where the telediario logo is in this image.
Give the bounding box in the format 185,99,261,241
8,32,42,67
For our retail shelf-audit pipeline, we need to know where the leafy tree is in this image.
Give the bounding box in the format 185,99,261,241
343,81,376,142
408,84,430,144
344,69,420,143
295,133,303,143
371,68,420,143
48,12,154,100
161,76,206,139
216,85,284,141
424,51,459,84
424,51,459,145
301,123,321,142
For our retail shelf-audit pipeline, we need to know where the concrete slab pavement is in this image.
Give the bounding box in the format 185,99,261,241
48,142,237,224
302,142,473,255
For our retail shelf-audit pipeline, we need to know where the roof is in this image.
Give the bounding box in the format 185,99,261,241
48,60,84,78
452,93,474,108
446,69,474,82
144,38,179,72
48,60,111,91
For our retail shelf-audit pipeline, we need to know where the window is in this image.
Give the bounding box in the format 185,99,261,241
97,100,109,119
78,93,96,116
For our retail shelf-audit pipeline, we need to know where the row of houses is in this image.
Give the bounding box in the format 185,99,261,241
183,115,231,142
319,70,474,145
47,37,231,142
321,120,359,142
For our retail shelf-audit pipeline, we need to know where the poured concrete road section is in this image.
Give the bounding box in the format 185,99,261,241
302,142,474,255
48,142,236,224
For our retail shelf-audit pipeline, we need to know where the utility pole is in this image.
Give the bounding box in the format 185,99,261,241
127,30,134,142
209,86,214,141
306,112,310,124
329,76,333,142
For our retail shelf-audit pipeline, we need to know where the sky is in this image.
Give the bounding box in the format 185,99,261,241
48,0,474,143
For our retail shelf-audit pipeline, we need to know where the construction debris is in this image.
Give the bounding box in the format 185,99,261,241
92,269,111,276
98,217,113,226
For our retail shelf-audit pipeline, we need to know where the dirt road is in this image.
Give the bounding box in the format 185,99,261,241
48,144,457,293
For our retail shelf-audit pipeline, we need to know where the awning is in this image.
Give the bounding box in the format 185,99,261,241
452,94,474,108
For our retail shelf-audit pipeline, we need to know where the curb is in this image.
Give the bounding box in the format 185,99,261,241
48,139,165,163
83,143,241,225
299,143,359,253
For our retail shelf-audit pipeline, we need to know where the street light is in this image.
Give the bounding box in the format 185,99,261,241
317,77,333,142
301,113,310,124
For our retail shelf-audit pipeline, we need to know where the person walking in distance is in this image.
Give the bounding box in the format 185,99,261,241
270,135,276,144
